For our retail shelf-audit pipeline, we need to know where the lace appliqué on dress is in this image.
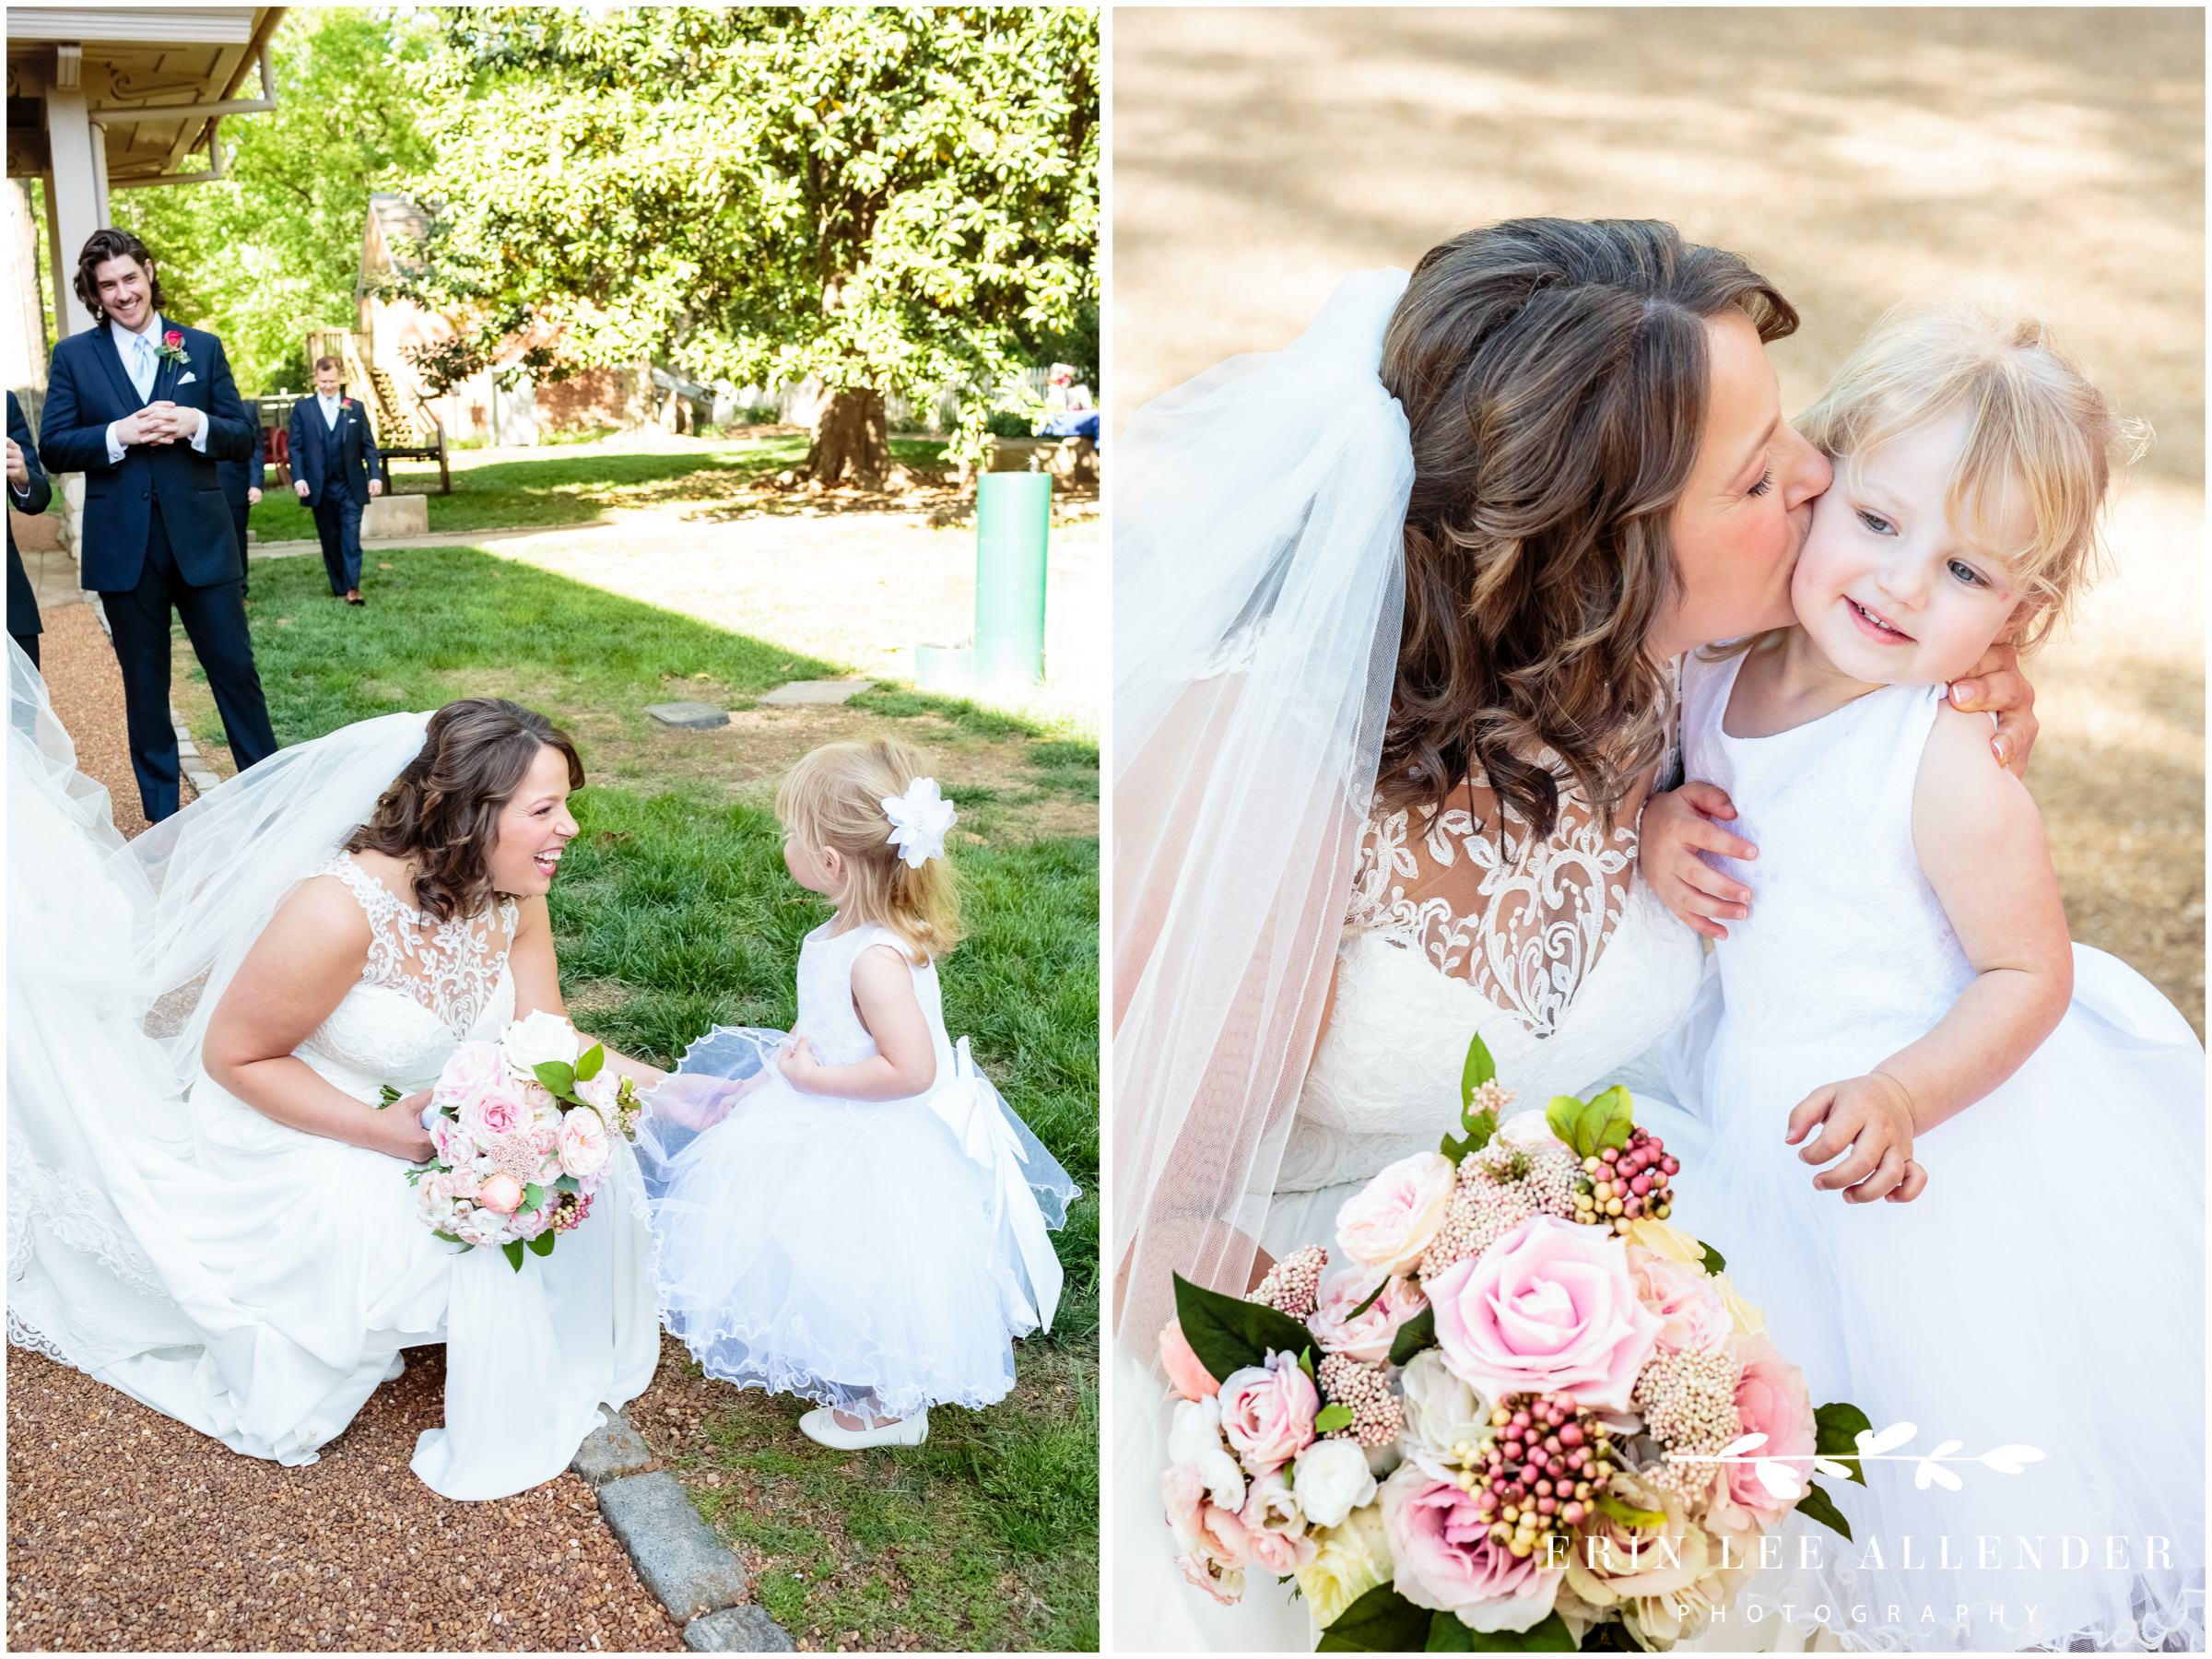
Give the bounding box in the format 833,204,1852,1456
1344,759,1634,1039
319,853,519,1038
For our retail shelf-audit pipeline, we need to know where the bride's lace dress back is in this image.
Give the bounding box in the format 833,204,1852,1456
1347,765,1633,1036
1276,763,1701,1198
299,853,519,1097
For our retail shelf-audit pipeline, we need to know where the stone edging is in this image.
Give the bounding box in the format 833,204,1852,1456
571,1411,795,1653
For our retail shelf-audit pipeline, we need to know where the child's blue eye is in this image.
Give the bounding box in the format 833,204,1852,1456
1858,510,1895,535
1947,559,1985,588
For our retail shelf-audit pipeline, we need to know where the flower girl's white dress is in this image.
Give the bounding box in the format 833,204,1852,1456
1656,651,2204,1652
635,919,1076,1420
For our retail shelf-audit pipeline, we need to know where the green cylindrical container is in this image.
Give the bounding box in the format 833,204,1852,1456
973,471,1051,688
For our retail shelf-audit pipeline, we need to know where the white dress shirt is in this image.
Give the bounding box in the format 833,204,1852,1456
103,313,210,464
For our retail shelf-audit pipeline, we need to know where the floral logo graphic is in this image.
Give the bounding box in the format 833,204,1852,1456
1666,1419,2045,1500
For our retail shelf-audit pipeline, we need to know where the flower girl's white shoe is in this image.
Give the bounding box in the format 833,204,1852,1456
798,1407,929,1450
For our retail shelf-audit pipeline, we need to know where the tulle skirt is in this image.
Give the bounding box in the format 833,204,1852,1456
1647,946,2206,1652
635,1028,1048,1419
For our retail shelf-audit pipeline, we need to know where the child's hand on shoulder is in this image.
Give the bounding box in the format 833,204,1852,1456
1639,781,1759,940
777,1034,825,1093
1785,1073,1929,1204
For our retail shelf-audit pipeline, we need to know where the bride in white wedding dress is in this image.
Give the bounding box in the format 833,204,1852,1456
8,653,661,1501
1111,219,2041,1651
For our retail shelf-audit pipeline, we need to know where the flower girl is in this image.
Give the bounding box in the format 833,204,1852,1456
635,739,1077,1449
1638,297,2203,1650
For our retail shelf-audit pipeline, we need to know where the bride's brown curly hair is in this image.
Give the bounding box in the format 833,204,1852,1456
1377,218,1799,836
347,699,584,921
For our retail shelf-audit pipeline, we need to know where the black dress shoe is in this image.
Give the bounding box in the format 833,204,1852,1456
346,591,365,606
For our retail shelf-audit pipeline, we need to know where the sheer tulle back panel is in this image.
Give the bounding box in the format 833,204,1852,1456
322,853,519,1038
1345,761,1635,1039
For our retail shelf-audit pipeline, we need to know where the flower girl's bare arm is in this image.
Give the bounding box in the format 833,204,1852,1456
778,944,937,1100
1788,704,2072,1197
201,877,433,1161
507,896,667,1088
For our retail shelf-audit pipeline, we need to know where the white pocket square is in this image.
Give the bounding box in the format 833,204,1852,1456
178,372,197,385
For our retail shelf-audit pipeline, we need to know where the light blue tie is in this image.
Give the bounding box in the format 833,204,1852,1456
133,333,156,402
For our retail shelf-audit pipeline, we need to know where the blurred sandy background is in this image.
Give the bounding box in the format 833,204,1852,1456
1113,6,2204,1032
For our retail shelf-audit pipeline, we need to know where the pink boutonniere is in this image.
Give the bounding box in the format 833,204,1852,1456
155,329,190,369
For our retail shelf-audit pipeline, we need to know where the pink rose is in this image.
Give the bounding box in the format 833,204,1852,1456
477,1172,524,1215
433,1041,508,1115
1381,1463,1565,1633
1217,1350,1319,1477
1626,1245,1732,1356
1166,1463,1252,1604
558,1105,612,1181
1310,1265,1430,1363
1336,1150,1457,1275
1159,1320,1221,1400
1428,1215,1665,1411
163,329,182,350
1240,1470,1321,1573
1724,1332,1817,1528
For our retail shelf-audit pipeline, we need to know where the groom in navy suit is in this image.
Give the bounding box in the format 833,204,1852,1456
288,355,382,605
39,228,279,821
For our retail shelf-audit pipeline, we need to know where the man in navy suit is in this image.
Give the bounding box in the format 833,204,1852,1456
7,390,52,667
39,228,278,821
288,355,382,605
216,411,265,600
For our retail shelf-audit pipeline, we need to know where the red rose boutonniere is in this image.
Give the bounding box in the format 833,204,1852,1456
155,329,190,369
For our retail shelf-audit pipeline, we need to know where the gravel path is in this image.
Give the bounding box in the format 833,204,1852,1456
6,622,690,1653
6,1346,682,1653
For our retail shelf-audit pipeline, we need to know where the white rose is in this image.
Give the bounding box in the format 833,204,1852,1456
502,1010,582,1079
451,1205,507,1248
1166,1394,1246,1514
1397,1347,1496,1478
1495,1107,1571,1155
1292,1437,1379,1529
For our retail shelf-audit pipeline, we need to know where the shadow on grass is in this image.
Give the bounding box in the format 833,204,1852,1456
239,544,841,747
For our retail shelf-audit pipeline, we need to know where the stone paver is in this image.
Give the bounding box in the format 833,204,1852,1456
594,1473,749,1622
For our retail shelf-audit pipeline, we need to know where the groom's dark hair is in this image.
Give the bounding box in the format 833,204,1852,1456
74,227,165,320
1379,218,1798,841
349,699,585,921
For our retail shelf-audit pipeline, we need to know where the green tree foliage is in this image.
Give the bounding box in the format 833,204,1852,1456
111,9,434,394
397,6,1099,485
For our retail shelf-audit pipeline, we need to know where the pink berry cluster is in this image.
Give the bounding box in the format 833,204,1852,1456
1248,1244,1327,1319
1317,1354,1403,1446
1459,1393,1619,1559
549,1187,594,1232
1573,1128,1680,1234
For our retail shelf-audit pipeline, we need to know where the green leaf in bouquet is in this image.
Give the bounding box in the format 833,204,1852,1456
1428,1610,1577,1651
379,1084,401,1109
534,1059,578,1098
527,1230,558,1257
431,1230,465,1247
1388,1305,1437,1366
500,1241,525,1273
1317,1583,1432,1651
1347,1276,1394,1320
1171,1272,1313,1383
1314,1403,1356,1435
1593,1490,1665,1529
1547,1088,1634,1159
1698,1241,1727,1277
1575,1618,1645,1652
575,1042,605,1082
523,1182,547,1214
1425,1615,1475,1652
555,1174,581,1194
1815,1401,1873,1485
1299,1347,1317,1383
1460,1033,1497,1102
1795,1478,1852,1542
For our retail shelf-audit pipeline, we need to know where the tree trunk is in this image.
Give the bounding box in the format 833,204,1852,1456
806,386,890,489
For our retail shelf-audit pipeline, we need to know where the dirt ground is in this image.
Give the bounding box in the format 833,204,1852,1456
1113,6,2204,1032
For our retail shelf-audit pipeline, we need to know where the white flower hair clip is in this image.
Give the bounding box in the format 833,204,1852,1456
881,776,958,868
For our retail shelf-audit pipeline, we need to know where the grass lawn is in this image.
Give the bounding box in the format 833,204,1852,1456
171,546,1100,1651
244,432,951,541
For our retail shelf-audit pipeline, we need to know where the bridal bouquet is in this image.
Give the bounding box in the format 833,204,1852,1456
397,1011,643,1271
1158,1038,1869,1651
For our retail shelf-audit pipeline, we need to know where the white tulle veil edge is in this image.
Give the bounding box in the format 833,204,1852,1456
1111,269,1413,1357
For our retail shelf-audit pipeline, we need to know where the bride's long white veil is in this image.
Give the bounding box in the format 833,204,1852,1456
6,639,432,1368
1112,268,1414,1358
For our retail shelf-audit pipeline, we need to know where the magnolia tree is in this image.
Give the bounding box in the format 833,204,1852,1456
394,6,1098,487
